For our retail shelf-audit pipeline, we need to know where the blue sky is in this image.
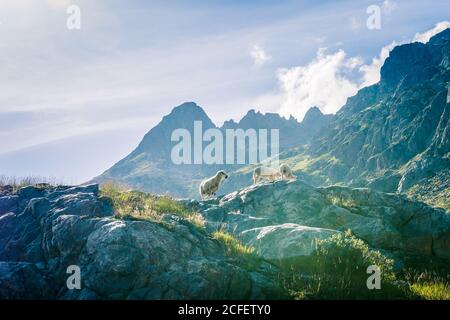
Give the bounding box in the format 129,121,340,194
0,0,449,183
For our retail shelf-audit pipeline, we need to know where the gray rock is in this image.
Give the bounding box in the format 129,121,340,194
17,186,46,201
241,223,339,260
1,177,448,299
0,262,54,299
199,179,450,261
0,185,13,197
0,195,18,215
0,184,284,299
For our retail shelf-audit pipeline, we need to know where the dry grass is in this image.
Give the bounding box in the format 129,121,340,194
405,270,450,300
0,175,65,192
212,230,255,256
100,182,204,229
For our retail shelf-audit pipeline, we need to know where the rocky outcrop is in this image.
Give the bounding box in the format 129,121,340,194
0,184,282,300
1,180,448,299
195,180,450,262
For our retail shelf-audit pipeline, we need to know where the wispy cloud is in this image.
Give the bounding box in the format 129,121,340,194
249,44,271,67
382,0,397,14
413,21,450,43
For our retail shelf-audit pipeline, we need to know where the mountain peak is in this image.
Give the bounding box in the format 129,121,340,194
428,27,450,45
380,28,449,87
302,106,327,124
127,102,215,159
159,101,214,126
169,101,205,116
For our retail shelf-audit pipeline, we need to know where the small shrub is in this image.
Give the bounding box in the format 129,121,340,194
405,270,450,300
212,230,260,270
186,212,205,229
283,230,406,299
153,196,191,216
212,230,255,256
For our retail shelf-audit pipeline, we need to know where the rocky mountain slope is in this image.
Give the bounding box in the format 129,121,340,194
1,181,448,299
94,29,449,207
282,28,449,209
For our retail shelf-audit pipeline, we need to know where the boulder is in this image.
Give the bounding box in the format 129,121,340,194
0,262,54,299
0,185,13,197
200,180,450,260
241,223,340,260
0,195,18,215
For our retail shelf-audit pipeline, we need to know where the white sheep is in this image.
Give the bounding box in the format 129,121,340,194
199,170,228,200
280,163,296,180
253,166,281,185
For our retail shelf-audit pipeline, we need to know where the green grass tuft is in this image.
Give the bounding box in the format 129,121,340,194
212,230,255,257
405,270,450,300
281,230,407,299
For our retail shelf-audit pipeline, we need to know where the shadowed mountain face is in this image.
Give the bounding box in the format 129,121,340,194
222,107,332,150
94,102,218,197
279,29,449,210
93,102,332,198
313,30,450,173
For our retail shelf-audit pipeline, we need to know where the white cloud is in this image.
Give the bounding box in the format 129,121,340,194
249,44,271,67
413,21,450,43
277,48,360,120
273,21,450,120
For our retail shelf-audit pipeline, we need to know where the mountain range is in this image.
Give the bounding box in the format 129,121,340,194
93,102,333,197
93,28,450,210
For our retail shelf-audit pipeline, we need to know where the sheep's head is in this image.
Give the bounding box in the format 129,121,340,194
217,170,228,181
281,165,296,179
